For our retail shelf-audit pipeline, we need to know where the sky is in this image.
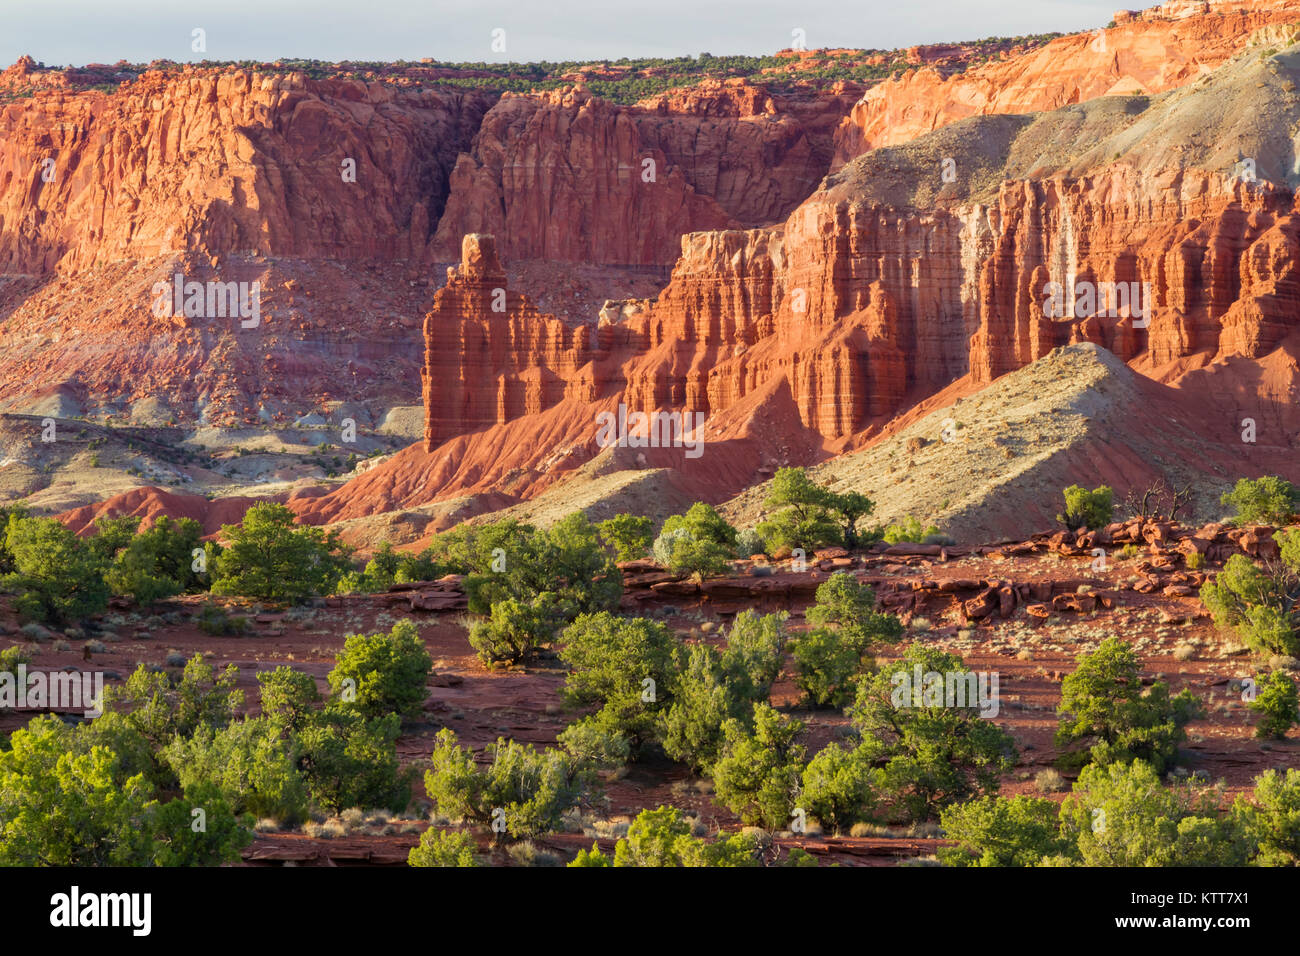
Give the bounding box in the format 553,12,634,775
3,0,1123,67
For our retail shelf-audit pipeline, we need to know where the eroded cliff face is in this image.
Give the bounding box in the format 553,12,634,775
832,0,1300,168
0,67,496,272
430,81,859,266
967,170,1300,383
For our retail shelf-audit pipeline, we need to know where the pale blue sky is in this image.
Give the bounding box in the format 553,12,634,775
5,0,1122,67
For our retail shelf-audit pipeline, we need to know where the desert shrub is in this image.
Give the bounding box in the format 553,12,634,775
596,514,654,561
756,467,877,552
557,713,632,769
0,714,249,866
355,541,400,591
163,717,309,825
756,467,842,552
393,547,442,584
1250,670,1299,739
1057,484,1113,532
467,594,560,666
790,626,861,707
210,503,353,603
294,707,412,814
883,516,941,544
327,619,432,720
0,515,110,623
937,794,1073,867
462,514,621,616
424,729,591,839
800,741,879,832
1240,768,1300,866
1221,475,1300,526
848,644,1016,822
0,503,28,574
607,805,760,867
256,667,322,732
1055,637,1203,772
658,611,786,770
711,703,806,829
1059,760,1254,866
659,643,736,771
0,644,30,675
735,528,765,558
104,655,243,753
408,827,480,867
559,612,679,753
1200,547,1300,657
568,843,612,866
805,573,903,657
661,502,737,550
655,530,732,581
793,573,901,707
196,601,249,636
101,515,205,604
941,790,1071,868
718,610,786,702
652,504,738,581
457,514,623,666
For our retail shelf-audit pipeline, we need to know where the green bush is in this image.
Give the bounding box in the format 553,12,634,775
163,717,308,825
937,795,1072,866
660,643,736,771
408,827,480,867
711,703,806,829
294,707,412,814
654,529,733,581
800,741,879,833
455,514,623,665
756,467,876,552
1057,485,1113,532
467,594,560,666
100,515,205,604
327,619,432,721
1059,760,1254,866
883,516,941,544
256,667,322,732
1221,476,1300,526
660,502,738,549
1240,768,1300,866
805,572,903,656
210,503,353,603
557,712,632,769
425,729,591,839
793,573,901,707
597,514,654,561
0,515,109,623
790,626,861,707
1200,546,1300,657
1250,671,1299,739
559,612,678,753
104,655,243,754
849,644,1016,822
0,714,249,866
607,806,760,867
1055,637,1203,772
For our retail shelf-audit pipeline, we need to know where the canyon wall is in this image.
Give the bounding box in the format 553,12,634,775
430,80,859,266
0,66,496,273
832,0,1300,167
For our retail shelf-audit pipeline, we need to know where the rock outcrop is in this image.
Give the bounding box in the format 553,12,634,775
431,81,858,266
832,0,1300,167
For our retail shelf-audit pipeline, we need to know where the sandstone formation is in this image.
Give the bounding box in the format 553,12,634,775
832,0,1300,167
430,81,859,266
